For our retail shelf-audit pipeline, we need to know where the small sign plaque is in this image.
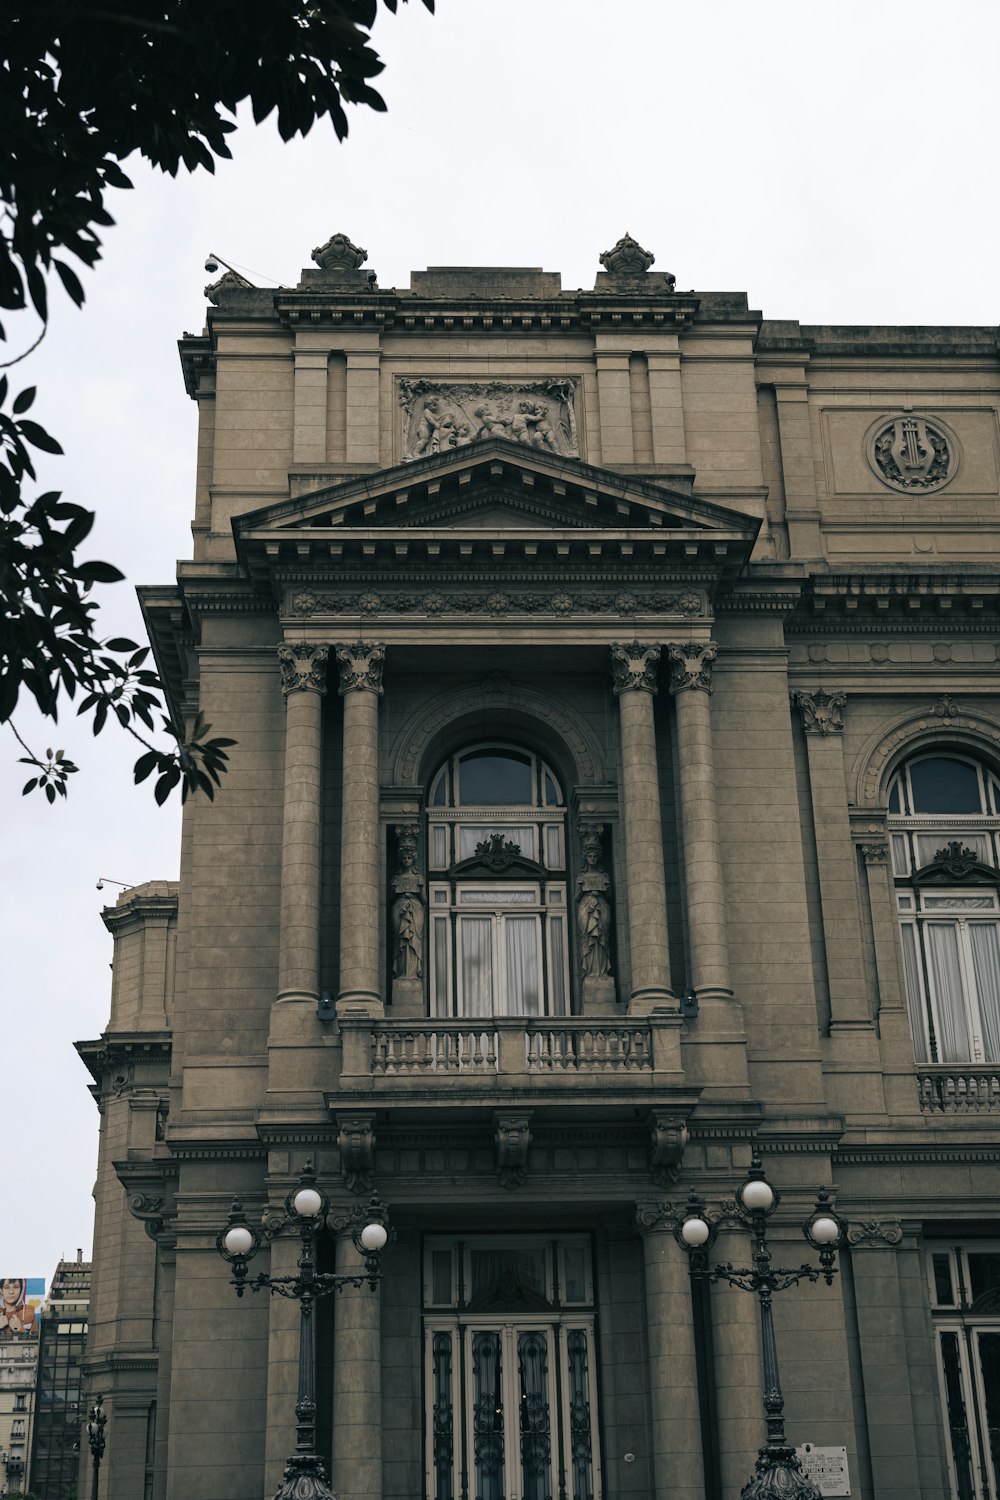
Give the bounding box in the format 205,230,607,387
795,1444,851,1496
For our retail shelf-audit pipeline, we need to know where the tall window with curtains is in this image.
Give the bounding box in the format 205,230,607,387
889,753,1000,1064
928,1241,1000,1500
427,744,570,1018
423,1235,601,1500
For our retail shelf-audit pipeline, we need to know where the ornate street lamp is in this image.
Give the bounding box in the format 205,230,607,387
676,1153,844,1500
217,1159,390,1500
85,1393,106,1500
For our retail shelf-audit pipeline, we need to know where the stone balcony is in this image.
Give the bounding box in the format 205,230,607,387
332,1014,690,1113
917,1065,1000,1112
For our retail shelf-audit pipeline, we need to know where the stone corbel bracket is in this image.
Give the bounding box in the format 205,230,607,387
494,1111,533,1190
336,1111,377,1195
116,1162,178,1242
648,1109,690,1188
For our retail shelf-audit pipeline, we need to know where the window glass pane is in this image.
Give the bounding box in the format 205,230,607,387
470,1249,546,1300
431,766,449,807
969,925,1000,1063
471,1331,505,1500
977,1332,1000,1488
967,1253,1000,1312
459,750,533,806
892,834,909,876
545,825,563,868
909,757,983,814
548,917,567,1017
432,1251,453,1306
506,918,540,1016
567,1329,596,1500
460,918,494,1017
544,772,561,806
888,778,902,814
518,1330,552,1500
431,826,449,868
562,1248,587,1304
926,924,973,1062
431,1331,454,1500
900,923,929,1064
932,1253,955,1305
433,919,450,1016
939,1331,977,1500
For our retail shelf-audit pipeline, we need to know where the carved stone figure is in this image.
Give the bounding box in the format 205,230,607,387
400,380,579,461
391,826,424,980
576,825,613,979
510,400,561,452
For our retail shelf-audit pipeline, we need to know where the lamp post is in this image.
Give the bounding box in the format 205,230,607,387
85,1394,106,1500
216,1158,390,1500
675,1153,844,1500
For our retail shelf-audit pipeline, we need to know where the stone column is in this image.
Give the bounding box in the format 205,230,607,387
596,347,635,464
331,1213,382,1500
336,641,385,1016
847,1221,926,1500
293,350,330,465
610,643,674,1011
646,345,686,465
710,1221,764,1497
635,1204,705,1500
276,643,329,1004
792,691,873,1032
667,642,731,1000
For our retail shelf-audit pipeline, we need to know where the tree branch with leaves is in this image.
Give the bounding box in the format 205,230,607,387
0,0,432,801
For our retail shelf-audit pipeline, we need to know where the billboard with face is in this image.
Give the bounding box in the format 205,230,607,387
0,1278,44,1339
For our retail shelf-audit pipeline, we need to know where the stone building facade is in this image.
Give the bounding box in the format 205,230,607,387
77,233,1000,1500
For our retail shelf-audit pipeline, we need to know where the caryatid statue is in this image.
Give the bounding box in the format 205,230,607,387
391,825,425,980
576,824,613,979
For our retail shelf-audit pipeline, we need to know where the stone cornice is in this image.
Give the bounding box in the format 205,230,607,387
76,1033,172,1085
101,890,178,936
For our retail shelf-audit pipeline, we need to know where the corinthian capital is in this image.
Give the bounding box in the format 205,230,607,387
336,640,386,696
666,641,717,695
277,642,329,697
793,689,846,735
610,642,661,696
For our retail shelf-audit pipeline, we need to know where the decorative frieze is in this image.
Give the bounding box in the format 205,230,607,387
400,378,579,460
335,640,385,696
291,587,704,620
277,641,329,697
666,641,717,694
792,689,847,735
610,641,661,696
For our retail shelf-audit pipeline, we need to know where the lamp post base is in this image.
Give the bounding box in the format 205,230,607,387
741,1445,822,1500
272,1455,338,1500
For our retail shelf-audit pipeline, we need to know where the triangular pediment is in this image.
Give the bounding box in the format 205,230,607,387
233,440,760,540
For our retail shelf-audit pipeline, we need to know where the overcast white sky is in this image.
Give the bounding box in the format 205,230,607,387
2,0,998,1281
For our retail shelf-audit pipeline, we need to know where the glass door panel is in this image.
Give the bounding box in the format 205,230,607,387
974,1331,1000,1500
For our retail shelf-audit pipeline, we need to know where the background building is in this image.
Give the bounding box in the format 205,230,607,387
0,1279,42,1498
29,1256,89,1500
77,234,1000,1500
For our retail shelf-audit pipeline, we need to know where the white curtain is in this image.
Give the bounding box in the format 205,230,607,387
459,825,534,860
461,918,494,1016
969,923,1000,1063
506,918,539,1016
900,924,929,1063
926,923,972,1062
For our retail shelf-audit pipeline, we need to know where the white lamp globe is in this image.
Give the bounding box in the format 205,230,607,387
360,1221,388,1253
741,1179,775,1213
293,1187,324,1219
680,1217,710,1248
811,1215,840,1245
224,1225,254,1257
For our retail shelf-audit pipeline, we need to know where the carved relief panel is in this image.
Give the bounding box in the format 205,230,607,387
399,378,580,461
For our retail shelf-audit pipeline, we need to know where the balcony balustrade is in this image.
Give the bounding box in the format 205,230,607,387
917,1066,1000,1113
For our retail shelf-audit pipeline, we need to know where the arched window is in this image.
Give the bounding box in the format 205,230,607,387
426,743,569,1018
889,752,1000,1064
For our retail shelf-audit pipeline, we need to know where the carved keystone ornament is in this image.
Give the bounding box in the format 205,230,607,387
495,1112,532,1190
